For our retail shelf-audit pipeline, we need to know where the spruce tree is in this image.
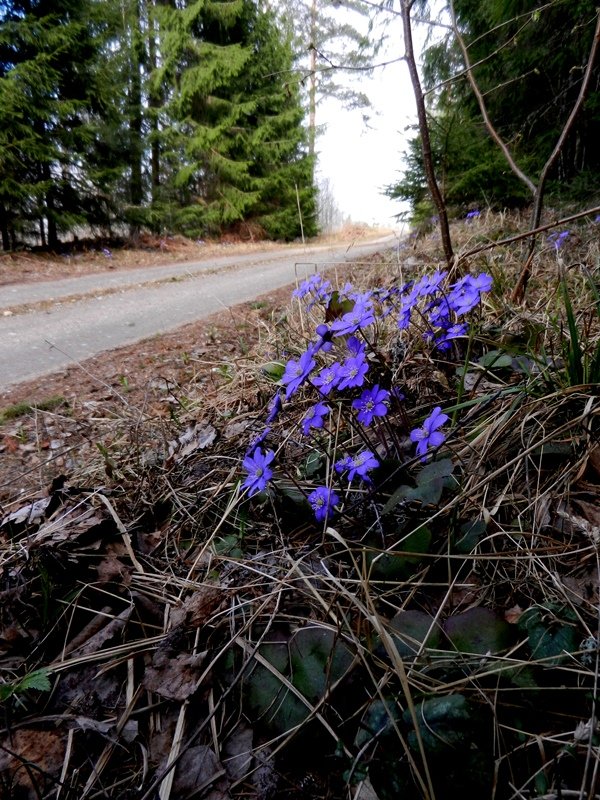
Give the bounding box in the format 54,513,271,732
155,0,316,239
0,0,119,249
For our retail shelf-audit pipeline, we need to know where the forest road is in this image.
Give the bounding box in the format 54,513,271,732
0,235,399,391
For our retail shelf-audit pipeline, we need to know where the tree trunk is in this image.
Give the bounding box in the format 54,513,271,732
308,0,317,158
129,0,145,235
148,0,161,206
0,205,9,251
400,0,454,270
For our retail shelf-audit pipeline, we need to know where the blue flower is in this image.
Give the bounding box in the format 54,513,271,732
410,407,449,461
434,323,468,351
337,353,369,390
547,230,570,250
330,299,375,337
414,270,447,298
335,449,379,482
281,348,316,399
301,402,330,435
308,486,340,522
352,384,390,426
242,448,275,496
312,362,342,395
245,427,271,457
265,392,282,424
346,335,365,356
293,274,332,308
466,209,480,219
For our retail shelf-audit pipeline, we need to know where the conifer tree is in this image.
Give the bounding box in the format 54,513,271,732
0,0,119,249
155,0,316,239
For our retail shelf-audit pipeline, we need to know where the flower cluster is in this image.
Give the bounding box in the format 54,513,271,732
240,269,492,523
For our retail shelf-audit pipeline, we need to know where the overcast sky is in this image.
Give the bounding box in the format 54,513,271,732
315,5,436,228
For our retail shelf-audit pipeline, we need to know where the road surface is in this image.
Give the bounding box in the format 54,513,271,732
0,235,399,391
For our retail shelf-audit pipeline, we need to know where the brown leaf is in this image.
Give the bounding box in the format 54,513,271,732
170,586,223,629
167,422,217,464
173,745,229,798
504,604,524,624
0,729,65,798
143,650,206,700
588,445,600,480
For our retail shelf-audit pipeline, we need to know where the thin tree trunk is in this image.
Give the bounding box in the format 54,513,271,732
0,205,9,251
148,0,161,205
308,0,317,159
129,0,144,232
401,0,454,269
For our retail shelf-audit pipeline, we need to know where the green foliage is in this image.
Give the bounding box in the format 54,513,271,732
243,626,354,735
519,603,580,666
0,0,316,248
390,1,600,217
0,668,52,704
155,0,316,240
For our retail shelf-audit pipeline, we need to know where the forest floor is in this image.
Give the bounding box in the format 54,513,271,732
1,210,600,800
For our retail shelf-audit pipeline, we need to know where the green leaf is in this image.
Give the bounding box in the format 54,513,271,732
261,361,285,381
383,459,455,513
404,694,475,753
444,608,513,655
518,604,579,665
355,696,402,749
18,668,51,693
478,350,513,369
325,291,354,321
453,519,487,554
303,450,323,479
388,610,443,659
243,626,354,736
289,627,354,703
368,526,432,581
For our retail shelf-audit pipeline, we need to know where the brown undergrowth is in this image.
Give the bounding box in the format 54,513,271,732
1,211,600,799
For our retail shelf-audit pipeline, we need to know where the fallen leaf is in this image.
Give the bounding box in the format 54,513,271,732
170,586,223,628
173,745,229,798
504,604,524,624
143,650,207,700
0,729,65,799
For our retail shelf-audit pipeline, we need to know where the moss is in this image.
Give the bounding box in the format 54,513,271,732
0,395,68,425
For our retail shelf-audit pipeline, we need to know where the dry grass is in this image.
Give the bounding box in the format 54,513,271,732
1,211,600,799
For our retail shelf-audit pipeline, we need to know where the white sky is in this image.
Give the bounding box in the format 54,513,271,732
315,6,433,228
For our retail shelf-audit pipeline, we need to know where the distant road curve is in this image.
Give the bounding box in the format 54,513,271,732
0,234,399,391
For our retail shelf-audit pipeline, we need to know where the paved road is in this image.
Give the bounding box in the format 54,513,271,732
0,235,399,391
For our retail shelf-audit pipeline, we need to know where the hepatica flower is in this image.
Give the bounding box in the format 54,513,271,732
281,348,316,399
265,392,282,424
312,362,342,395
410,407,449,461
308,486,339,522
352,384,389,426
242,448,275,496
331,298,375,337
337,353,369,390
301,401,330,435
547,230,570,250
293,274,332,308
336,449,379,482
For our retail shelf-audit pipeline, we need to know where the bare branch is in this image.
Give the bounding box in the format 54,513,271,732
530,8,600,230
449,0,537,196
